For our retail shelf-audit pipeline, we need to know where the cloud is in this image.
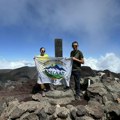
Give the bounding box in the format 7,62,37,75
0,53,120,73
0,59,34,69
0,0,120,52
0,0,120,31
0,0,27,26
84,53,120,73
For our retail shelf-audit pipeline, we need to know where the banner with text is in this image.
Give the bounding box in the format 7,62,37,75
35,57,72,86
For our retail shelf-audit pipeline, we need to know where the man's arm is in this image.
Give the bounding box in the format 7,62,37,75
72,57,84,64
72,51,84,64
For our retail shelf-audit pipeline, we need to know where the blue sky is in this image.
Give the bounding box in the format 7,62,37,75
0,0,120,72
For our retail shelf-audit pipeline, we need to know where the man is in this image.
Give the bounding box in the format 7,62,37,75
34,47,49,97
70,41,84,100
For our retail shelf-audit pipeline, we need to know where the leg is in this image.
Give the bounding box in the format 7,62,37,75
40,84,45,90
72,71,81,97
40,84,46,97
37,76,46,97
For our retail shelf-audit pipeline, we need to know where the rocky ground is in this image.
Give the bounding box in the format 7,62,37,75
0,66,120,120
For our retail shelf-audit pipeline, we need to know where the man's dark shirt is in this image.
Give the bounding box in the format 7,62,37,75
70,50,84,71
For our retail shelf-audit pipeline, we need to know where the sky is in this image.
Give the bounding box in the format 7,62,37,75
0,0,120,73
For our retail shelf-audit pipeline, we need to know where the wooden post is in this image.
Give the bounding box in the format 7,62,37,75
55,39,63,57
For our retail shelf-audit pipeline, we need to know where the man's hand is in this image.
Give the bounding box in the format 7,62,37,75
72,57,77,61
72,57,84,64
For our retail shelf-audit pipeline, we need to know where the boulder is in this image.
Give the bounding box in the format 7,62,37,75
57,111,68,119
16,112,30,120
87,83,108,103
85,100,104,119
71,109,77,120
37,108,48,120
46,106,56,115
81,66,96,77
8,107,26,119
56,107,69,119
66,105,77,112
87,83,108,96
32,93,42,101
45,90,74,105
103,69,119,79
76,105,87,117
22,113,39,120
80,76,100,91
78,116,94,120
0,99,7,115
18,100,50,112
49,97,74,105
104,102,120,119
103,80,120,93
0,99,20,119
18,101,38,112
46,90,74,98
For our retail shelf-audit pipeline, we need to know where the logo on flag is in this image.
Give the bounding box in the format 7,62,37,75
44,64,66,79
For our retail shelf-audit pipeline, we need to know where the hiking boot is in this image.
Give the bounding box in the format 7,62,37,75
75,95,81,100
80,91,86,97
64,86,70,91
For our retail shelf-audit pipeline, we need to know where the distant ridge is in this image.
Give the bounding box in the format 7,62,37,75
0,66,120,82
0,69,11,74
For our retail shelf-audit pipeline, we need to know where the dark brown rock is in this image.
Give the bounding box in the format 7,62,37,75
85,100,104,119
76,105,87,117
46,106,56,115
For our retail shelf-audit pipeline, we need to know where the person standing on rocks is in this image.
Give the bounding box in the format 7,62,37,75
34,47,50,97
70,41,84,100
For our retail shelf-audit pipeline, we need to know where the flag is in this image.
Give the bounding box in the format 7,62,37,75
35,57,72,86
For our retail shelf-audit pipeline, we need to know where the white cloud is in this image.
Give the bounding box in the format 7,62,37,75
84,53,120,73
0,0,120,53
0,53,120,73
0,59,34,69
0,0,120,33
